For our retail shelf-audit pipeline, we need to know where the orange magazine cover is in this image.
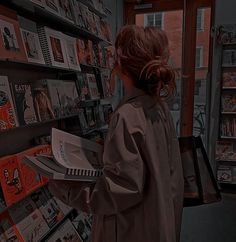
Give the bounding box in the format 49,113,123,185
18,145,52,194
76,38,86,65
0,154,26,206
0,5,27,61
0,211,24,242
84,39,93,65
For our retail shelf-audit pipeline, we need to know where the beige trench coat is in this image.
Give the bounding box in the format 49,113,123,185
49,88,184,242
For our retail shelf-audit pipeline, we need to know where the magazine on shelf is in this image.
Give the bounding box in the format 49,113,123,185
31,79,55,122
46,219,82,242
37,26,69,68
221,93,236,112
100,69,112,98
64,35,81,71
73,0,87,29
222,49,236,66
70,212,92,242
223,71,236,88
0,211,24,242
86,73,100,100
11,81,38,126
0,6,27,61
219,25,236,45
78,109,89,130
215,141,236,161
23,128,103,181
18,16,45,64
57,0,75,23
76,72,90,101
76,38,86,65
9,197,50,241
85,107,96,128
221,117,236,137
0,76,18,131
78,2,90,30
84,39,93,65
0,154,26,206
217,166,234,183
30,186,64,228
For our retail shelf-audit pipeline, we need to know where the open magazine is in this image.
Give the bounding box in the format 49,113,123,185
23,128,103,181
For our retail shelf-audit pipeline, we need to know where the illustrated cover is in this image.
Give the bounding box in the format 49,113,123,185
100,69,112,98
11,82,38,126
64,35,81,71
0,155,26,206
76,38,87,65
0,6,27,61
76,72,91,101
46,219,82,242
0,76,18,131
0,184,6,213
94,43,102,66
18,145,52,194
223,71,236,88
18,16,45,64
85,107,96,128
78,2,89,30
44,0,60,16
222,49,236,66
215,141,236,161
221,93,236,112
45,27,69,68
218,25,236,45
31,79,55,122
86,73,100,100
62,80,80,116
30,187,64,228
217,166,233,183
84,39,93,65
70,212,92,242
86,10,95,34
46,79,65,118
9,197,50,241
57,0,74,23
73,0,86,29
53,196,72,215
0,211,24,242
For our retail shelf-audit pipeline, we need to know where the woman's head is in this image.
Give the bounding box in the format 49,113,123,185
114,25,175,97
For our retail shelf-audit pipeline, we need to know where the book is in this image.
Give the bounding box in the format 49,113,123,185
100,69,112,98
18,145,52,194
53,196,72,215
78,109,89,130
73,0,86,29
11,81,38,126
57,0,75,23
70,212,92,242
217,166,233,183
86,73,100,100
0,211,24,242
0,155,26,207
84,39,93,65
31,79,55,122
76,38,86,65
106,46,115,69
103,104,113,124
9,197,50,241
0,76,18,131
64,35,81,71
44,0,60,16
221,93,236,112
23,128,103,181
223,71,236,88
222,49,236,66
38,26,69,69
85,107,96,128
221,117,236,137
78,2,90,30
46,219,82,242
30,187,64,228
215,141,236,161
18,16,45,65
76,72,90,101
0,6,27,61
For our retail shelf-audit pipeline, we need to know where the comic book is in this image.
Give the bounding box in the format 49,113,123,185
11,81,38,126
72,0,86,29
44,0,60,16
223,71,236,88
76,38,87,65
100,69,112,98
0,155,26,206
86,73,100,100
221,93,236,112
76,72,91,101
0,76,18,131
57,0,75,23
9,197,50,241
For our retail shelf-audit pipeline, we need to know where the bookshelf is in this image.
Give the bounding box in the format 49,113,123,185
0,0,114,241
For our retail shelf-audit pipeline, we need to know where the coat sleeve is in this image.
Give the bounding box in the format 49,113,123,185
49,111,146,216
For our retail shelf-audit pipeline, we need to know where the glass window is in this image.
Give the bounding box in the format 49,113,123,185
197,9,204,31
144,13,163,29
196,46,203,68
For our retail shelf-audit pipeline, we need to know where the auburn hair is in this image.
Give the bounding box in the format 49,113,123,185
114,25,176,97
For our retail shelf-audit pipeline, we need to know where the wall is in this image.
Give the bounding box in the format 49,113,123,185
181,1,236,242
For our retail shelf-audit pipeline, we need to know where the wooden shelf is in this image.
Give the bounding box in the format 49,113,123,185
222,87,236,90
221,136,236,139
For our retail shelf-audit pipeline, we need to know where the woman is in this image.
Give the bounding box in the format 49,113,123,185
49,25,184,242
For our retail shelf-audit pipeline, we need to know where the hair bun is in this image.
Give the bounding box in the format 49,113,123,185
139,60,175,96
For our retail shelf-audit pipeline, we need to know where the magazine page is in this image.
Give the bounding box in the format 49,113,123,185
51,128,103,170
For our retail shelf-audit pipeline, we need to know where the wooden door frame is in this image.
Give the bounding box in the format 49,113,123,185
124,0,215,136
